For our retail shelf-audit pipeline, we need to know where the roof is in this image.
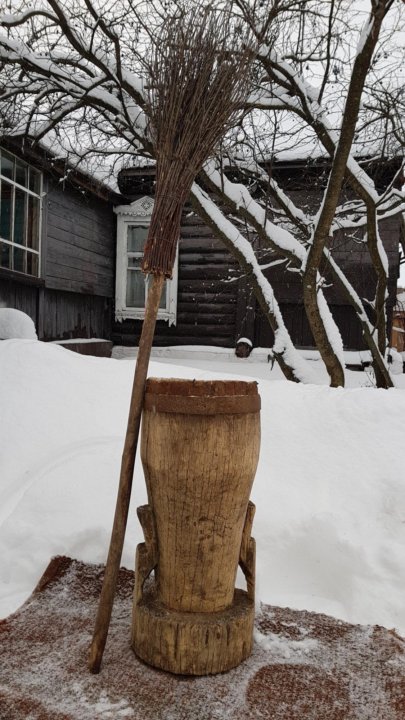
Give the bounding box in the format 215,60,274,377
1,135,124,203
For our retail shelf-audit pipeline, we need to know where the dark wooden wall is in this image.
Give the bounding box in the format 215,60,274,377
39,288,112,341
0,165,116,341
114,182,401,351
2,151,400,351
251,189,400,350
45,183,115,298
113,207,240,347
0,274,39,322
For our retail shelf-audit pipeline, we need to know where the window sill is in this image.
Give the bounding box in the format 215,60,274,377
116,309,176,326
0,267,45,287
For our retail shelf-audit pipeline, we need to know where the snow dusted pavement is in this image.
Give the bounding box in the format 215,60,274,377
0,557,404,720
0,338,405,639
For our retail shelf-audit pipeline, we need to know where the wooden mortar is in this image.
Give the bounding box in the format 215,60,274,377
132,378,260,675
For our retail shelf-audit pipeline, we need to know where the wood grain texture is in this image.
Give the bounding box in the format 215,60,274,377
140,378,260,614
239,501,256,603
46,184,114,298
132,584,255,676
132,378,260,675
134,505,158,606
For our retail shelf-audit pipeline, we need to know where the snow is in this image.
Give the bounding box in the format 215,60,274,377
202,161,306,263
0,307,37,340
51,338,111,345
317,289,345,371
236,337,253,347
396,291,405,307
1,339,405,640
254,629,318,659
356,17,374,56
191,180,317,384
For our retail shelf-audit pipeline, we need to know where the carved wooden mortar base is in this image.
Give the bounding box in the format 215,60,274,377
132,582,255,676
132,499,257,676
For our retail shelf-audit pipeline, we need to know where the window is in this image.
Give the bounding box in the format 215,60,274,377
115,196,178,325
0,149,42,277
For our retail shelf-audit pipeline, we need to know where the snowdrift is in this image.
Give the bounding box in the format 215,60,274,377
0,339,404,636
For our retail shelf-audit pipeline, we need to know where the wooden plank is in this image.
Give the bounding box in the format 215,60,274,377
179,267,239,281
36,286,45,339
44,274,112,297
178,291,237,302
168,324,234,337
179,238,226,252
47,217,115,256
47,204,114,237
46,257,113,287
0,279,38,325
179,301,235,314
113,333,234,348
178,252,235,264
41,288,112,341
180,227,217,239
47,242,114,274
47,187,113,223
112,315,235,344
47,198,113,226
177,312,235,325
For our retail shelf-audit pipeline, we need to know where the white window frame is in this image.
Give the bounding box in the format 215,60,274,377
0,147,43,278
114,196,178,325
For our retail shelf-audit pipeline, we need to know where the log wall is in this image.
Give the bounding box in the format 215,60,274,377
112,207,240,348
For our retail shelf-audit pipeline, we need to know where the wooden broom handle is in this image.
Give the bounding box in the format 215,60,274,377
88,273,165,674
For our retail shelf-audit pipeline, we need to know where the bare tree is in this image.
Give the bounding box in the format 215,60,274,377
203,0,404,387
0,0,404,387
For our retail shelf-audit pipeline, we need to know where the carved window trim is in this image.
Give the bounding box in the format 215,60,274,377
114,196,178,325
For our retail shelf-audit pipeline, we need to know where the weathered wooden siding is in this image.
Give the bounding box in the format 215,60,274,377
112,207,240,347
40,288,112,341
0,278,113,341
0,157,116,341
46,183,115,297
0,273,40,324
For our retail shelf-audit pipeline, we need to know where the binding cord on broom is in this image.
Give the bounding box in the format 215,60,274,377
142,187,189,277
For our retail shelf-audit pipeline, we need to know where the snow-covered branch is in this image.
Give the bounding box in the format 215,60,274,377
191,181,317,384
0,0,401,388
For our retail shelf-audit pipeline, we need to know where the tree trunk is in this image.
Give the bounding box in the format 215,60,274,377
303,275,345,387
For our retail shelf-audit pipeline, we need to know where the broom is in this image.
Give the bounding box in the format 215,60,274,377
88,3,254,673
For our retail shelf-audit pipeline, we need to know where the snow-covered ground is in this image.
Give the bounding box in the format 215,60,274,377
1,338,405,638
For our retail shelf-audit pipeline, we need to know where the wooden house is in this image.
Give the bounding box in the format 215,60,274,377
0,142,402,354
0,141,118,351
113,161,402,352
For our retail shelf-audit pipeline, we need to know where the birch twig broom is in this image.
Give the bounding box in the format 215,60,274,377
89,3,254,673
